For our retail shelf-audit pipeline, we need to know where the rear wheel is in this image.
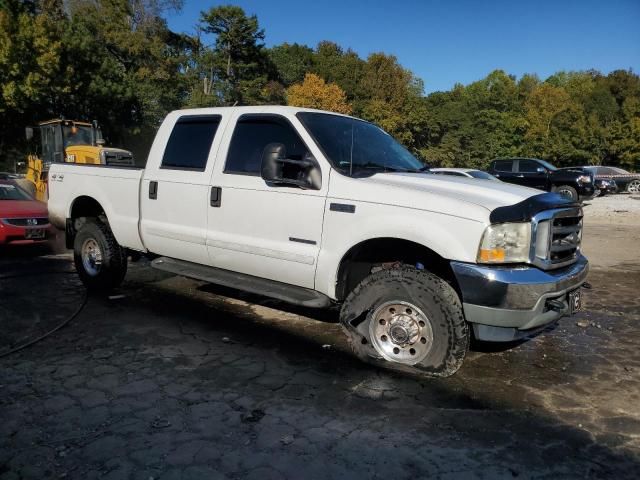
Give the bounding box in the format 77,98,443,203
627,180,640,194
555,185,578,201
340,266,469,377
73,220,127,291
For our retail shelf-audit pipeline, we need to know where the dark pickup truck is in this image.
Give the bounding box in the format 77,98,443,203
488,158,595,201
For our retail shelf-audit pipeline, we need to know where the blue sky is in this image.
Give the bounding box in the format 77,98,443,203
166,0,640,93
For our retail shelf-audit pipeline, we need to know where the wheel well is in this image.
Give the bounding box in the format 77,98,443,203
335,238,459,301
67,196,107,249
70,196,105,221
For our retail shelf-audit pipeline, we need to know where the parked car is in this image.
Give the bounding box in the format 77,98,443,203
556,167,618,196
487,158,595,201
0,172,20,180
48,106,589,377
0,180,51,245
594,178,618,196
430,168,500,181
583,166,640,194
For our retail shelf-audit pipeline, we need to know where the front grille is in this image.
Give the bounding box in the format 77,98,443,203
550,215,582,263
532,208,582,269
103,152,135,167
2,217,49,227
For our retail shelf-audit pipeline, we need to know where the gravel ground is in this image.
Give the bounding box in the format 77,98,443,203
1,196,639,479
583,193,640,225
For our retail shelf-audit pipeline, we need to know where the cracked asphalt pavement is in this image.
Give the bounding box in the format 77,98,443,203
1,220,639,479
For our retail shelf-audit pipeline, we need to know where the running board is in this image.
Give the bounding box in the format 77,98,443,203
150,257,332,308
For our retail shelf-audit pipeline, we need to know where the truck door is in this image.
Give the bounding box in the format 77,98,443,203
491,159,516,183
516,159,548,190
140,114,227,265
206,112,328,289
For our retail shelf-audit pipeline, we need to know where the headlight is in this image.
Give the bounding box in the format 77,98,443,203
477,222,531,263
577,175,591,184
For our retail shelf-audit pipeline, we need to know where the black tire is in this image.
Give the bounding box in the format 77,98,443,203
554,185,578,201
73,220,127,291
340,266,469,377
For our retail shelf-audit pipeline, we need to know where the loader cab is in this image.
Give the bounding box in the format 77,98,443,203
32,119,104,166
24,118,133,201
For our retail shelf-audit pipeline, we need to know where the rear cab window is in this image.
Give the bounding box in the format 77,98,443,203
161,115,221,171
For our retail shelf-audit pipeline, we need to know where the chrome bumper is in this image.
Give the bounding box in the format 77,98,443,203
451,255,589,339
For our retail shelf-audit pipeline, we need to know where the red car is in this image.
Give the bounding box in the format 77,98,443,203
0,180,51,245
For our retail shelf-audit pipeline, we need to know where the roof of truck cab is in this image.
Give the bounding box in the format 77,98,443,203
169,105,357,119
38,119,92,126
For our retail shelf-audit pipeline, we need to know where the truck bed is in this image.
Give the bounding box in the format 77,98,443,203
47,163,146,251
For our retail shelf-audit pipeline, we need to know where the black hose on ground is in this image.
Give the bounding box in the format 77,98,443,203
0,271,88,358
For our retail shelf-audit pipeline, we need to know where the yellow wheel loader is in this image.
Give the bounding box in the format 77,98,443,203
23,119,134,201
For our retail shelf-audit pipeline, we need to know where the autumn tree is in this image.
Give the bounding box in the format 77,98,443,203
286,73,352,114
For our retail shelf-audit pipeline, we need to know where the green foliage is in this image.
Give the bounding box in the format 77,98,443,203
197,5,268,106
0,0,188,167
268,43,314,87
0,2,638,172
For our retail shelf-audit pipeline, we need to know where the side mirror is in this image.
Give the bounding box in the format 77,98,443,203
25,127,33,141
260,143,321,190
536,167,546,173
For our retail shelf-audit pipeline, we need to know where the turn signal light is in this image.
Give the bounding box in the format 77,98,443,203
478,248,506,262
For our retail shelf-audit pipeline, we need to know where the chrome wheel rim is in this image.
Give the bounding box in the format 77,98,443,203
369,301,434,365
81,238,103,276
557,188,574,200
628,180,640,193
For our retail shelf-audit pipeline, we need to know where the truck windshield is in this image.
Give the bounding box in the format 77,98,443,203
62,125,94,147
297,112,426,176
469,170,499,180
537,159,557,171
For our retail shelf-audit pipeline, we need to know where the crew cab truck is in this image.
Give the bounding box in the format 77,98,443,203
487,157,596,202
48,107,589,377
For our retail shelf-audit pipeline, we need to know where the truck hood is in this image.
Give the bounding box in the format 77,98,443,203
330,172,545,223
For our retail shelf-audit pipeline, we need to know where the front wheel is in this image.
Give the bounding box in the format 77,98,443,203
73,220,128,291
340,266,469,377
555,185,578,201
627,180,640,194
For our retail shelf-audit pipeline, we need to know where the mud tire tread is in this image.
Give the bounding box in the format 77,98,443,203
339,265,469,378
73,220,127,291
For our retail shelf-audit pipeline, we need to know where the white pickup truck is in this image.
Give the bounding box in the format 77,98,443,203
48,106,589,376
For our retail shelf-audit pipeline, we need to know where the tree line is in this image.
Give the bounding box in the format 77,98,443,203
1,0,639,171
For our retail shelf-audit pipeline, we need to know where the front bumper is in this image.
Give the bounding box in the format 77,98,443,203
0,222,52,245
578,184,596,201
451,255,589,341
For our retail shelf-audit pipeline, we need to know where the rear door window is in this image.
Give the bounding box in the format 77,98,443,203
493,160,513,172
161,115,221,171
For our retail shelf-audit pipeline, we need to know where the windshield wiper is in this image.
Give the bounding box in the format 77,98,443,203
402,166,431,173
353,163,428,174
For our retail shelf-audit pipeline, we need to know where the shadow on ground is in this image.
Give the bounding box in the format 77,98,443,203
1,255,639,479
